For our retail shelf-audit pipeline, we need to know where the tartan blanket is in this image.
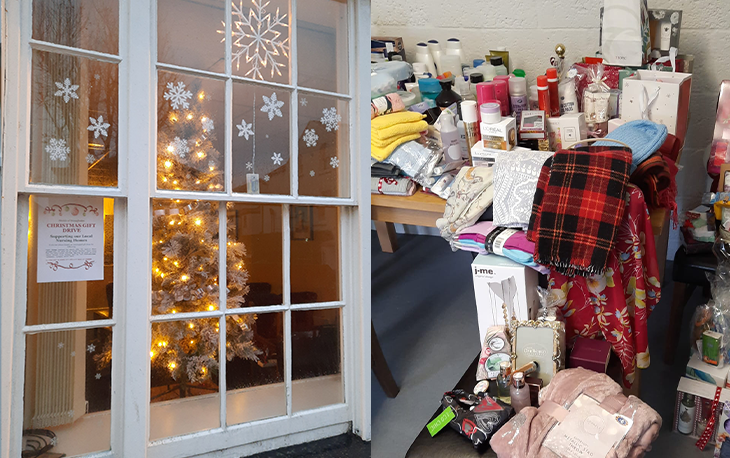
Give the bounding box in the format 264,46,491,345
527,147,632,276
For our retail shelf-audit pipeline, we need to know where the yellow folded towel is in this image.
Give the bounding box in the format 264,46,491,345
371,133,422,161
371,120,428,145
371,111,426,130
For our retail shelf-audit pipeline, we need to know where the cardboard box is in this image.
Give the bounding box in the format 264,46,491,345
472,254,539,346
470,142,530,167
649,9,682,52
674,377,730,440
481,116,516,151
686,350,730,388
569,337,611,373
371,36,405,61
546,113,588,150
519,110,547,140
704,330,724,366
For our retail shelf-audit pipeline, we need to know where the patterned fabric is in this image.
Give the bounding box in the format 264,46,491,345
547,186,661,387
370,177,416,196
528,147,632,277
492,150,554,229
437,167,494,243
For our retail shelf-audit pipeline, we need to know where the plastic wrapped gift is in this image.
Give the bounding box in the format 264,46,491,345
510,318,566,386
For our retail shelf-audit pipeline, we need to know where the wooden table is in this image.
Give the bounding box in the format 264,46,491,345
371,192,445,253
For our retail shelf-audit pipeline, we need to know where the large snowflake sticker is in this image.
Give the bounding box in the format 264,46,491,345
303,129,318,147
202,117,214,132
86,154,97,164
330,157,339,169
261,92,284,120
87,344,96,353
320,107,341,132
271,152,283,165
87,115,110,138
246,161,253,171
170,137,189,158
222,0,290,80
46,138,70,162
164,81,193,110
55,78,79,103
237,118,254,140
263,175,270,182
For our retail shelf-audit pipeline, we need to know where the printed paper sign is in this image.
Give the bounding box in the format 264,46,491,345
37,196,104,283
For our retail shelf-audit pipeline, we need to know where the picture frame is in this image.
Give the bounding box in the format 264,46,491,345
509,318,566,386
290,206,313,241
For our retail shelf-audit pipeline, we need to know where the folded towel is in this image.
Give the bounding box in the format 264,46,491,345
371,162,402,178
370,177,416,196
371,120,428,145
596,120,667,173
493,150,554,229
528,147,632,277
371,133,422,161
370,111,425,130
437,167,495,244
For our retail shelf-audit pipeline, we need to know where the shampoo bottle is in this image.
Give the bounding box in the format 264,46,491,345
508,76,528,124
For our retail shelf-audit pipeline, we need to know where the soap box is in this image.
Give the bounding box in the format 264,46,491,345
480,116,516,151
569,337,611,374
547,114,588,151
686,350,730,388
472,254,539,347
704,330,724,366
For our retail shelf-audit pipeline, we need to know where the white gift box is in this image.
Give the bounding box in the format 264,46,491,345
602,0,651,67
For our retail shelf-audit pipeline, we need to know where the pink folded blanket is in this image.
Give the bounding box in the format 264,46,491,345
491,368,661,458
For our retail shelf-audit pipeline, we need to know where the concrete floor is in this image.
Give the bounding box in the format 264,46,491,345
372,231,712,458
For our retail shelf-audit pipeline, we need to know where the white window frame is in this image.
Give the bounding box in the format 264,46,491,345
0,0,371,456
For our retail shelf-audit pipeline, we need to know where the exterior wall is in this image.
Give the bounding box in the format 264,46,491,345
372,0,728,258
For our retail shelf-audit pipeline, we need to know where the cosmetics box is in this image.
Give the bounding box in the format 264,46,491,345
480,116,516,151
471,254,539,347
470,142,530,167
519,110,546,140
547,113,588,150
716,402,730,458
704,330,724,366
649,10,681,52
569,337,611,374
674,377,730,441
686,350,730,388
525,376,543,407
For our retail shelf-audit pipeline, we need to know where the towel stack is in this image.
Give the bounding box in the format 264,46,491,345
371,111,427,162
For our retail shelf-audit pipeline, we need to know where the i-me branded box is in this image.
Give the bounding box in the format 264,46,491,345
472,254,539,346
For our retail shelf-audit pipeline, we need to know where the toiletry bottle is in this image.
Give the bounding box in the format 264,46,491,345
440,114,461,162
493,79,510,117
537,75,552,117
476,82,497,122
427,40,443,74
510,371,531,413
677,393,696,435
546,68,561,117
461,100,480,162
435,78,462,111
440,55,462,79
478,62,497,82
480,102,501,125
529,85,539,110
490,47,510,72
469,73,484,99
445,38,468,66
418,78,441,103
473,58,486,68
456,77,475,102
489,56,508,76
508,76,528,124
496,361,511,404
558,79,578,114
404,82,423,104
512,69,526,78
414,43,437,77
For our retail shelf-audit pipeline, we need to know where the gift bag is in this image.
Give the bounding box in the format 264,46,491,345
602,0,651,66
621,69,692,144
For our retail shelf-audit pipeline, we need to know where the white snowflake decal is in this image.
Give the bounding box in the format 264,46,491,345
320,107,341,132
330,156,339,168
303,128,318,147
164,81,193,110
87,344,96,353
95,373,102,380
86,154,96,164
201,117,214,132
222,0,290,80
246,161,253,171
310,170,315,177
46,138,70,162
58,342,64,349
54,78,79,103
70,351,76,357
94,74,101,81
261,92,284,120
300,98,308,107
236,118,254,140
208,160,216,169
263,175,270,182
170,137,189,158
87,115,110,138
271,152,283,165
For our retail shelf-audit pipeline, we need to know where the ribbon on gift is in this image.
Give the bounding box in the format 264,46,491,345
638,85,661,121
649,46,678,72
696,386,722,450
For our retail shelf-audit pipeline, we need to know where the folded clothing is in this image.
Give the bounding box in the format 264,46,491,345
492,150,554,229
596,120,667,173
370,177,416,196
371,120,428,147
371,110,425,130
630,153,678,225
371,162,402,178
437,167,494,244
528,147,632,277
455,223,548,274
371,112,428,162
491,368,661,458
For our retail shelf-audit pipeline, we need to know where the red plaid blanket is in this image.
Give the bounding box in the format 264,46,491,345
528,147,632,276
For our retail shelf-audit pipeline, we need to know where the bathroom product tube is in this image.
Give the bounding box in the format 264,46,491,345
493,79,510,117
546,68,561,117
537,75,552,117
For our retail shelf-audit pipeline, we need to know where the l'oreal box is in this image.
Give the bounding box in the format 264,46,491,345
472,254,539,347
470,142,530,167
519,110,547,140
686,350,730,388
480,116,516,151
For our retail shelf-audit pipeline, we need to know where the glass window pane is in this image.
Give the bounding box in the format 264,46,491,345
33,0,119,55
227,203,283,307
30,50,119,187
232,81,291,194
297,93,349,197
292,309,342,412
23,328,112,456
297,0,348,93
226,312,285,425
157,0,225,74
151,200,220,315
27,196,115,326
228,0,290,84
157,71,225,192
290,206,340,304
150,318,220,440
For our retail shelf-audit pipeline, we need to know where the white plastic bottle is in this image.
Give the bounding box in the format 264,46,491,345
439,115,462,162
414,43,437,77
508,76,529,124
477,63,497,82
445,38,468,66
490,56,508,76
427,40,443,75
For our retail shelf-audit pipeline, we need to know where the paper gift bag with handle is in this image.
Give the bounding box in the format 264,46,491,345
602,0,651,66
621,68,692,145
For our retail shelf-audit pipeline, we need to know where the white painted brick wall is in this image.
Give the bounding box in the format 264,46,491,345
372,0,729,260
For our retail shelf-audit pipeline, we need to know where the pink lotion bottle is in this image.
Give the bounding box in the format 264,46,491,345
493,79,510,117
